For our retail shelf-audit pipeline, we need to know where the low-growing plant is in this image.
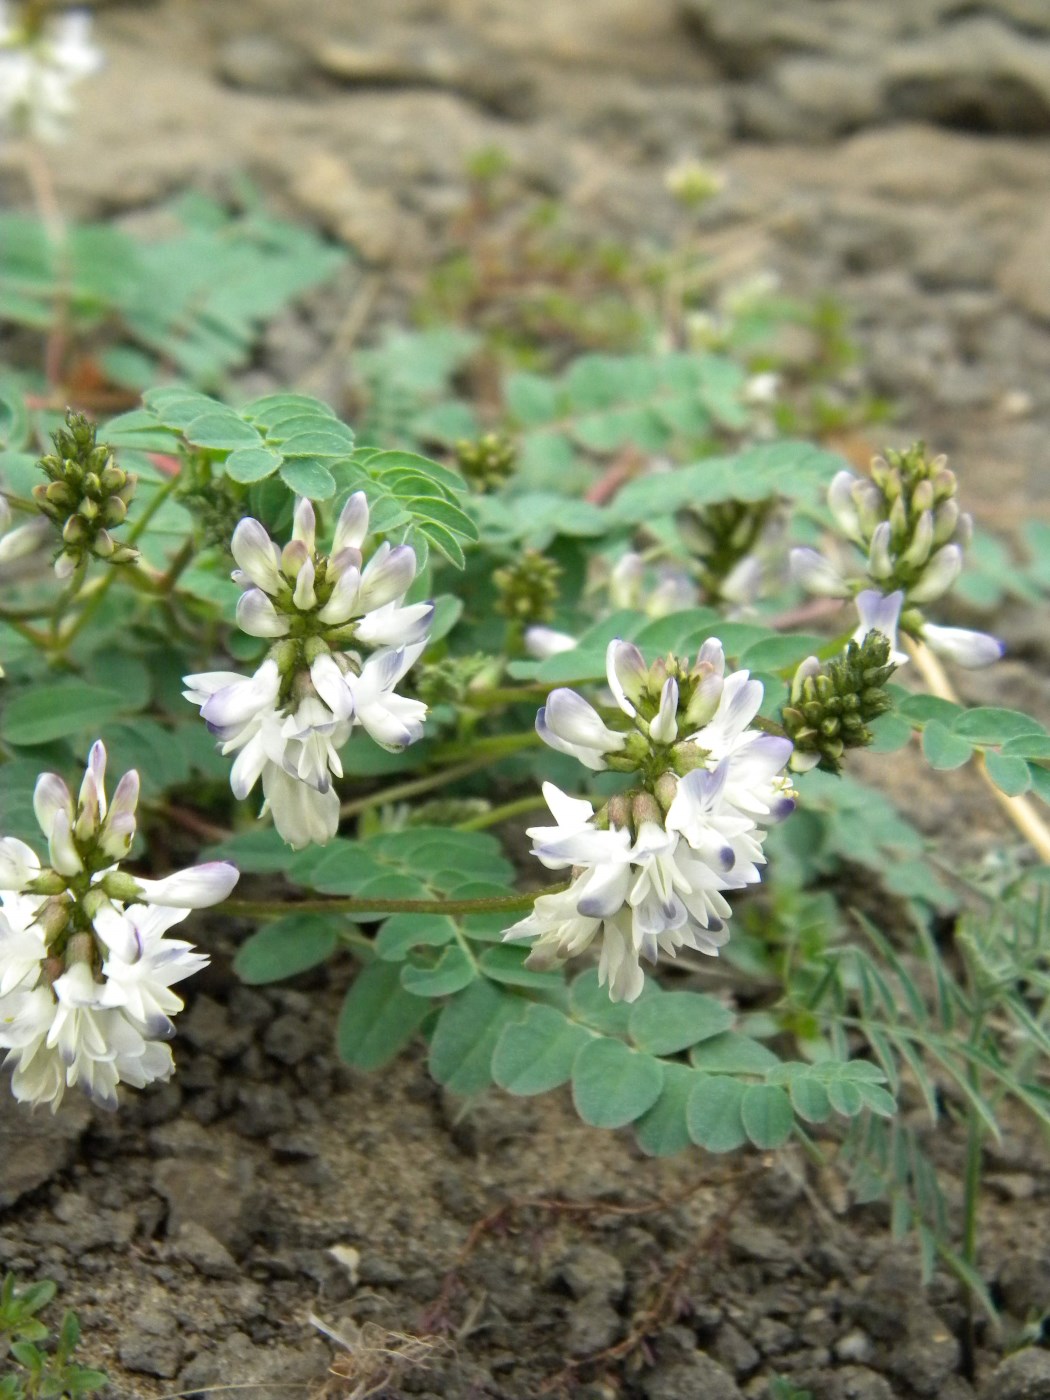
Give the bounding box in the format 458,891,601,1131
1,8,1049,1376
0,1273,106,1398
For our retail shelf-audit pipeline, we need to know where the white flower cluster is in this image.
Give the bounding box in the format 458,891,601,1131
504,639,795,1001
791,462,1002,670
0,743,238,1111
184,495,432,850
0,3,100,143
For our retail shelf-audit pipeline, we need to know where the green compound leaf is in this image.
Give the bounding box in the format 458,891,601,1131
984,751,1032,797
337,962,431,1071
429,979,524,1096
788,1075,832,1124
183,409,262,450
224,445,282,482
689,1031,781,1074
375,913,456,962
233,913,342,984
477,944,564,988
634,1063,699,1158
1,680,137,746
571,1038,664,1129
687,1073,747,1153
401,944,477,998
492,1004,592,1096
740,1084,795,1149
569,968,632,1035
921,719,973,771
279,457,337,500
629,990,735,1056
951,707,1045,745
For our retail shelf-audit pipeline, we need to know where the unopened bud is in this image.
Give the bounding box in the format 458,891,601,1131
98,871,145,903
630,791,663,831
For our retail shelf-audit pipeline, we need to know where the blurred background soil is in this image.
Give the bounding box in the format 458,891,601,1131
1,2,1050,1397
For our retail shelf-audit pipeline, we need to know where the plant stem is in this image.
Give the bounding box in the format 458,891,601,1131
905,636,1050,862
50,471,182,656
455,794,548,831
338,755,497,820
222,885,565,920
431,729,542,764
960,1083,984,1377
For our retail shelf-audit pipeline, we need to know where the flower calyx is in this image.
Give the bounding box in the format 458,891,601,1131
455,433,517,493
33,411,138,579
782,631,896,773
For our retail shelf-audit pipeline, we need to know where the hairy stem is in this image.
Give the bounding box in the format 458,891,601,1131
223,885,566,919
905,636,1050,862
454,794,549,832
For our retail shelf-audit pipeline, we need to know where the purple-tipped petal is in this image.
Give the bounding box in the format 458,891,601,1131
922,623,1004,669
231,518,281,594
333,491,369,554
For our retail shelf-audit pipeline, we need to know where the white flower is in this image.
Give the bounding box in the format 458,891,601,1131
536,689,627,771
0,898,46,996
524,626,577,660
503,780,755,1002
0,495,46,564
348,644,429,752
0,745,236,1110
789,546,850,598
908,544,962,604
921,623,1004,669
0,5,102,143
189,496,433,848
95,904,209,1038
852,589,909,668
129,863,240,911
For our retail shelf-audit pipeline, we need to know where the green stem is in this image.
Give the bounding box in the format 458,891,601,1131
455,794,548,832
467,684,550,708
339,756,496,820
0,614,49,647
223,885,566,919
960,1021,987,1377
51,472,182,655
432,730,541,764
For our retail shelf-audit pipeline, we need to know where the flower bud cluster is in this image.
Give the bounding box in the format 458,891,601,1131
455,433,517,493
791,444,1003,670
782,631,896,774
676,496,781,607
0,2,101,143
33,412,138,580
493,549,561,625
184,494,433,850
0,742,238,1111
505,639,796,1000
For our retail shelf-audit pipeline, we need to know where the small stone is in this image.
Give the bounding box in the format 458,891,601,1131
180,995,253,1060
174,1221,239,1279
981,1348,1050,1400
216,33,311,95
119,1304,184,1379
834,1329,873,1363
552,1245,627,1303
641,1353,743,1400
234,1084,295,1138
826,1367,895,1400
0,1091,91,1208
566,1299,621,1356
711,1322,760,1377
262,1013,321,1066
999,1251,1050,1318
729,1223,795,1266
